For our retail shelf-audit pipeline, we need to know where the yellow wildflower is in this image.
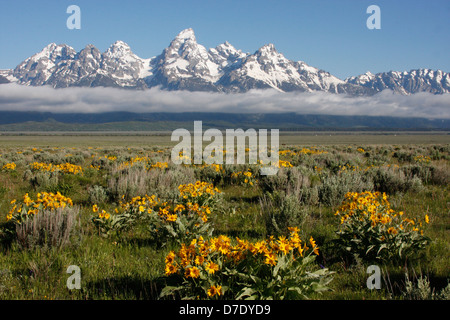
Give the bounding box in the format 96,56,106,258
207,285,222,297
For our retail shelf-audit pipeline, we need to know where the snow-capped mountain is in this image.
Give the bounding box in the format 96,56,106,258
12,43,77,86
209,41,247,69
216,43,369,94
6,41,152,89
145,28,221,91
2,28,449,95
346,69,450,95
99,40,153,88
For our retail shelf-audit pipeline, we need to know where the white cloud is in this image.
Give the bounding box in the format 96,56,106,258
0,83,449,119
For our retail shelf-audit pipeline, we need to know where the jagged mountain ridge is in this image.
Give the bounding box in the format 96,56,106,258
345,69,450,95
1,28,449,95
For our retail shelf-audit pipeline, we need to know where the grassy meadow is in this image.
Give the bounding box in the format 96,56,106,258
0,132,449,300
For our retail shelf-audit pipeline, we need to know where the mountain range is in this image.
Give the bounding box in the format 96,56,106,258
1,28,449,95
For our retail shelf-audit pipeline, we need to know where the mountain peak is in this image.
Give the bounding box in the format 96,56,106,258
255,43,279,57
34,43,62,57
106,41,133,58
43,43,58,50
219,41,237,49
29,43,75,63
215,41,241,55
260,43,276,51
175,28,196,41
111,40,131,48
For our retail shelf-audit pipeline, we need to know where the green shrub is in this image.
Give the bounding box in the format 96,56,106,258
318,171,373,207
194,164,225,185
88,185,109,204
26,170,59,190
145,165,197,200
368,165,424,194
259,166,311,198
108,166,151,200
402,272,450,300
260,191,307,236
401,164,432,184
429,165,450,186
64,154,85,165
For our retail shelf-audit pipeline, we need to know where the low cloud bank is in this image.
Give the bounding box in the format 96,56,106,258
0,84,449,119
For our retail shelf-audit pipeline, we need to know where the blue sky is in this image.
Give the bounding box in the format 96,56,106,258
1,0,449,79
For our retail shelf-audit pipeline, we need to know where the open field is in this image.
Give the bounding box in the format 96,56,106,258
0,133,449,300
0,131,449,147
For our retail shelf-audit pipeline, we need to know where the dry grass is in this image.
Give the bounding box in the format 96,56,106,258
15,206,81,250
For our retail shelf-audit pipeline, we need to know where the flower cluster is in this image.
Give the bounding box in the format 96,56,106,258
178,181,221,204
158,202,212,223
149,182,221,245
92,205,111,220
209,164,224,172
162,228,329,300
2,163,16,171
413,155,431,163
58,163,83,174
334,163,399,174
230,169,256,186
166,228,316,273
279,150,296,156
298,147,328,155
150,162,169,170
119,194,160,212
199,163,224,173
337,164,359,173
116,157,169,171
117,156,150,170
175,181,220,223
279,148,327,156
105,156,117,161
275,160,293,168
92,194,160,234
336,191,428,233
29,162,83,175
335,191,429,261
92,181,221,242
7,192,73,223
